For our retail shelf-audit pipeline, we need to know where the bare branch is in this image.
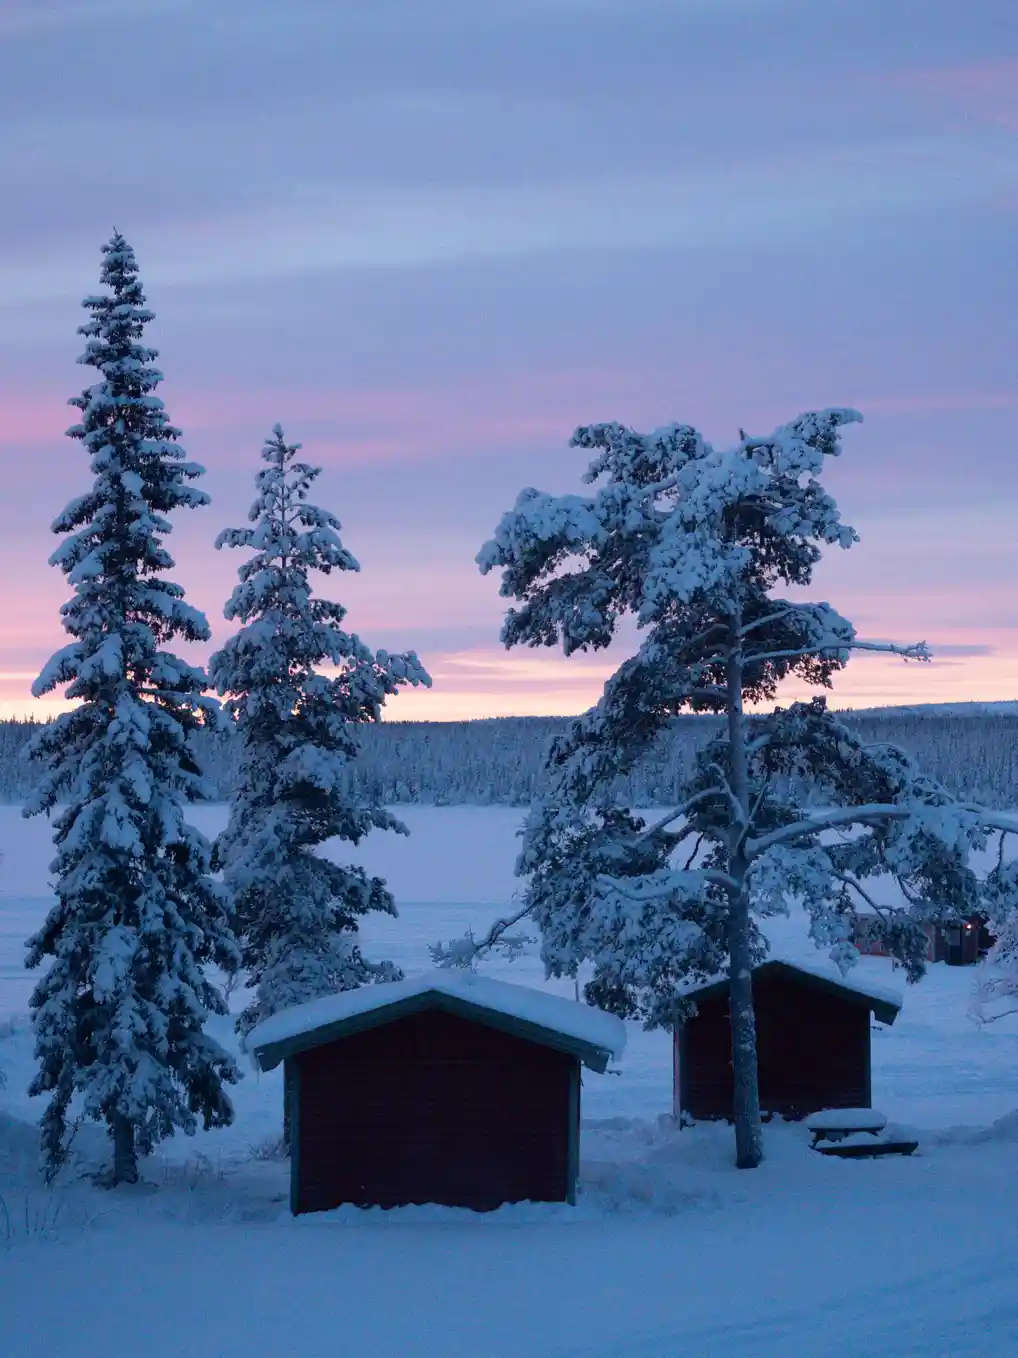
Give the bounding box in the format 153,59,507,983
736,775,771,852
833,872,894,918
470,902,534,951
742,646,843,667
683,833,704,871
897,877,922,907
635,787,729,845
708,761,746,827
851,639,930,661
431,901,535,968
971,997,1018,1027
681,622,729,652
702,868,741,894
738,606,803,639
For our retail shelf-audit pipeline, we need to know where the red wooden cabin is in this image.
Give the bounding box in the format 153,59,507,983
246,972,625,1215
674,958,902,1123
853,912,993,966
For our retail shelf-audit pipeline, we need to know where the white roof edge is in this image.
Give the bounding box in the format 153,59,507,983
679,953,903,1012
244,971,628,1063
769,954,903,1011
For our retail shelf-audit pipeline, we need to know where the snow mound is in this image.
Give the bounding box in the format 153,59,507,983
931,1109,1018,1147
807,1108,888,1133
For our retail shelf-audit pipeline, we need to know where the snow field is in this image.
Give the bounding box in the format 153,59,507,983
2,805,1018,1356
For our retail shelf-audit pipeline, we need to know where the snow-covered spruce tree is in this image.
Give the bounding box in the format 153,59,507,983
209,426,431,1035
25,233,239,1185
449,409,1018,1169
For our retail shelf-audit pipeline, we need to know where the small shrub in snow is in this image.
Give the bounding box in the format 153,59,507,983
246,1134,289,1162
23,234,239,1185
0,1192,68,1244
210,426,431,1033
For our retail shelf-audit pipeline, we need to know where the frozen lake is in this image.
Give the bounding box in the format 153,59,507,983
3,804,1018,1357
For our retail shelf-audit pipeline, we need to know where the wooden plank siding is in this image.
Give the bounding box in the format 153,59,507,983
677,971,874,1122
293,1008,576,1214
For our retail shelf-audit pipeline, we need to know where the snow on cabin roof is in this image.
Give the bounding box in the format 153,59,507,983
771,955,903,1012
680,955,903,1026
244,971,628,1074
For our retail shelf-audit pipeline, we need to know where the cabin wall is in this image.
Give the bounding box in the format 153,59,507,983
854,912,993,966
293,1007,575,1214
854,914,936,962
677,975,873,1122
932,920,989,966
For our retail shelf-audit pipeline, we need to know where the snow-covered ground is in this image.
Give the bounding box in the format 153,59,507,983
2,805,1018,1357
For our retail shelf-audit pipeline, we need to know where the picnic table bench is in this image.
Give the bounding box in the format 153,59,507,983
806,1108,919,1159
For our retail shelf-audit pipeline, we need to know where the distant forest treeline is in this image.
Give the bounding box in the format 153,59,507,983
1,711,1017,807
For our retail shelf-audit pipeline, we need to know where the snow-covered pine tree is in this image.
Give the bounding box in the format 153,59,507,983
209,426,431,1035
25,233,239,1185
454,409,1018,1169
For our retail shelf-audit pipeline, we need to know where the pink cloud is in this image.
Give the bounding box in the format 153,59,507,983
0,392,76,445
855,392,1018,415
892,57,1018,134
1,365,656,464
8,368,1016,466
161,366,675,466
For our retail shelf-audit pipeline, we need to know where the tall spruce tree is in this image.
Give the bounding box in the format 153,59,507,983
209,426,431,1035
25,234,238,1184
454,409,1018,1169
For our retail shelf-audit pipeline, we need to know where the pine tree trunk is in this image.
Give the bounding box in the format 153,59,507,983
111,1112,139,1185
725,624,764,1170
727,878,763,1168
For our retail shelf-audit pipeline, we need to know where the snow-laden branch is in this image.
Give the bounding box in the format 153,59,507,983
634,787,730,845
748,802,1018,859
832,872,892,917
746,639,929,667
737,607,799,639
598,866,740,899
746,803,913,856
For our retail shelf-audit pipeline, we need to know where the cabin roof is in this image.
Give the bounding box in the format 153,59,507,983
244,971,628,1074
680,956,903,1026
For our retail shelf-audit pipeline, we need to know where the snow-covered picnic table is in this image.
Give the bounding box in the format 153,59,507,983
806,1108,918,1158
806,1108,888,1144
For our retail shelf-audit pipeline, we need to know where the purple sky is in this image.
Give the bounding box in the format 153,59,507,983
1,0,1015,719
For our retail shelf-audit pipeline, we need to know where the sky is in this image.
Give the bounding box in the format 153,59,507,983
0,0,1014,721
